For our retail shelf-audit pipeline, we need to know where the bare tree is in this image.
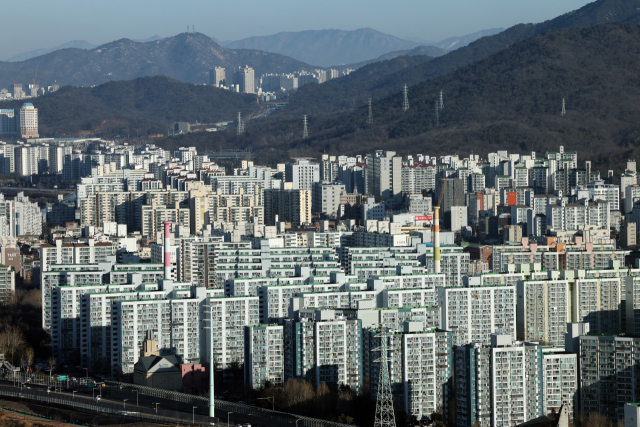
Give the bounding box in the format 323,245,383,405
583,413,612,427
0,325,26,365
48,356,57,380
24,347,35,371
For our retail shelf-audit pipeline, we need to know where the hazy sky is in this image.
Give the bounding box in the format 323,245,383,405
2,0,595,59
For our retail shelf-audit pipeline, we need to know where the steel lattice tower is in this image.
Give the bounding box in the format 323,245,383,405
402,85,409,111
237,112,244,135
374,331,396,427
561,98,566,116
303,115,308,138
439,89,444,110
434,99,440,127
367,99,373,125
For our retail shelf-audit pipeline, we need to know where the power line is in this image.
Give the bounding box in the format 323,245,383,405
367,99,373,125
374,330,396,427
303,115,308,139
439,89,444,110
402,84,409,112
561,98,566,116
237,112,244,135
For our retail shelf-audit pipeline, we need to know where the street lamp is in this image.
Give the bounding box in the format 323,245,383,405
295,419,301,427
193,406,197,425
133,389,139,406
72,391,77,409
257,397,274,411
227,412,233,427
123,399,128,409
154,403,160,414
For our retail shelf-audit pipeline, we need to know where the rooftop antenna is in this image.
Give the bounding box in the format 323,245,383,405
434,99,440,127
303,115,308,138
237,112,244,135
439,89,444,110
402,84,409,111
367,98,373,125
561,98,566,116
374,330,396,427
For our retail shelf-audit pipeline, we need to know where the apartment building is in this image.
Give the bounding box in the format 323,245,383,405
367,325,453,421
516,279,570,346
0,264,15,304
244,324,284,389
112,285,208,374
455,335,576,427
284,310,362,392
580,334,640,420
439,285,516,346
264,189,311,226
285,159,319,190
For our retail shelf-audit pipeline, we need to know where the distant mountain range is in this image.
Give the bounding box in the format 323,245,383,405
430,28,505,50
5,40,97,62
0,76,259,138
0,33,313,88
284,0,640,115
336,46,447,71
224,28,428,67
4,36,164,62
157,22,640,173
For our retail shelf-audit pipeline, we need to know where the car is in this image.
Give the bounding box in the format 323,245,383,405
94,396,101,401
242,424,251,427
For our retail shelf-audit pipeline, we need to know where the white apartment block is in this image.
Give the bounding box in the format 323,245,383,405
455,336,547,427
542,347,578,419
439,285,516,346
112,285,207,374
516,279,570,346
367,325,452,421
0,192,42,237
285,160,320,190
244,324,284,389
573,276,622,334
284,311,362,391
202,295,260,369
580,334,640,420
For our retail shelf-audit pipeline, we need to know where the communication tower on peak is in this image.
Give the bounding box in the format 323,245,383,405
402,85,409,111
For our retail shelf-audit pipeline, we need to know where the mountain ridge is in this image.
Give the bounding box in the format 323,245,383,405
0,33,316,88
224,28,425,67
284,0,640,115
151,22,640,172
0,76,260,138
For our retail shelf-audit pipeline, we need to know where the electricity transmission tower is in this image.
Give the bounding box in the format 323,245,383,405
374,330,396,427
402,85,409,111
303,115,308,138
367,99,373,125
561,98,566,116
237,112,244,135
435,99,440,127
439,89,444,110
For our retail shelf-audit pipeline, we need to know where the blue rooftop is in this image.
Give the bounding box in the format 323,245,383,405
22,103,34,107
